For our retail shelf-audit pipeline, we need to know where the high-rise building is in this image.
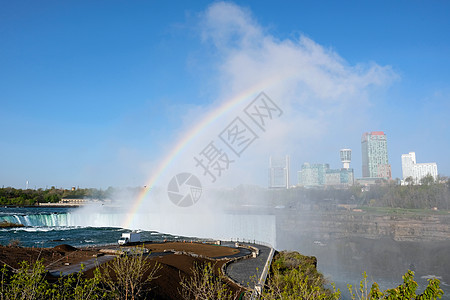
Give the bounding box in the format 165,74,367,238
298,163,329,187
361,131,391,179
401,152,438,185
339,149,354,185
269,155,290,189
339,168,354,185
340,149,352,169
298,149,354,187
298,163,355,187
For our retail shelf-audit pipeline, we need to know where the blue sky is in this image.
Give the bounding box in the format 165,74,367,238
1,1,449,189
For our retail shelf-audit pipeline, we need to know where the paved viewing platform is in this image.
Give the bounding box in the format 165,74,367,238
48,254,116,277
224,242,273,289
42,240,275,298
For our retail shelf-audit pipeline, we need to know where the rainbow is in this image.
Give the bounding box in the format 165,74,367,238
121,76,288,228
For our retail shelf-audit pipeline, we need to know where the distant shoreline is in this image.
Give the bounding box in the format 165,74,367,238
1,204,80,208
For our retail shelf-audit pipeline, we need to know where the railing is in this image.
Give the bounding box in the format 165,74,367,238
167,237,276,299
229,238,274,249
249,246,275,300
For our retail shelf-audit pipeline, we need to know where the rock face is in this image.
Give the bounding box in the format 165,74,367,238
0,221,24,228
277,210,450,242
276,210,450,296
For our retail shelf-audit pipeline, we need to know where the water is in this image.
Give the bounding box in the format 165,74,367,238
0,207,190,248
276,213,450,299
0,206,276,247
1,206,447,299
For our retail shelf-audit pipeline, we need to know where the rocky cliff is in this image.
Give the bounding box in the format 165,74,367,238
278,210,450,242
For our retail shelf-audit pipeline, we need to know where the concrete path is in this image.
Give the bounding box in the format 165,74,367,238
224,243,272,288
47,251,173,277
212,243,252,259
48,255,116,277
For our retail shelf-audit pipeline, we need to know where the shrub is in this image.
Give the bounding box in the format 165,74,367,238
348,270,444,300
100,247,161,300
179,262,234,300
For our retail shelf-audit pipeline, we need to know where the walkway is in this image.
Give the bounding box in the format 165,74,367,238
224,243,272,288
46,241,274,289
212,243,252,259
48,255,116,276
47,251,173,276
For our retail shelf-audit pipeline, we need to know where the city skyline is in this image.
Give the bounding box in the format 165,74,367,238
1,1,449,189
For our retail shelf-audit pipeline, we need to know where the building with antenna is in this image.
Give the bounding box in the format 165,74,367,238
340,149,352,169
297,149,354,187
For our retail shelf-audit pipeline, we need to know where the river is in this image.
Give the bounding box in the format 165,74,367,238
1,206,449,299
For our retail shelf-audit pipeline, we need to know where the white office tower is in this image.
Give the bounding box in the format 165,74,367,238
340,149,352,169
401,152,438,185
269,155,290,189
401,152,416,180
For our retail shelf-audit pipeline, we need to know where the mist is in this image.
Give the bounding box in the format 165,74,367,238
71,1,398,244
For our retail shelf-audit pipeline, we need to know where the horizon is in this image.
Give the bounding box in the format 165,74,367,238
1,1,449,190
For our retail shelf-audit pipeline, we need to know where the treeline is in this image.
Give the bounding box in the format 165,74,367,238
223,175,450,211
360,178,450,210
297,177,450,210
3,175,449,210
0,187,120,206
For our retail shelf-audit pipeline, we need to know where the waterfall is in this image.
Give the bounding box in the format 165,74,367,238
1,213,71,227
1,211,276,247
24,215,31,226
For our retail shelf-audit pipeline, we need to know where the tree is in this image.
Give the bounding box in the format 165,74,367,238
261,251,340,300
100,247,161,300
405,176,414,185
1,260,106,300
179,262,234,300
420,174,435,186
0,260,49,300
53,265,105,300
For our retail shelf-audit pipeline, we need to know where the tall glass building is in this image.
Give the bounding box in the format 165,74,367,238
269,155,290,189
298,163,329,187
361,131,391,179
298,162,354,187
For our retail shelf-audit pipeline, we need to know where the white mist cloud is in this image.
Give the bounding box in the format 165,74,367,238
178,1,398,186
138,1,399,189
91,2,399,244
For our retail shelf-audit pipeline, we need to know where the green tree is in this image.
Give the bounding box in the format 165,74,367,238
0,260,49,299
262,251,340,300
348,270,443,300
405,176,414,185
420,174,435,186
52,265,105,300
